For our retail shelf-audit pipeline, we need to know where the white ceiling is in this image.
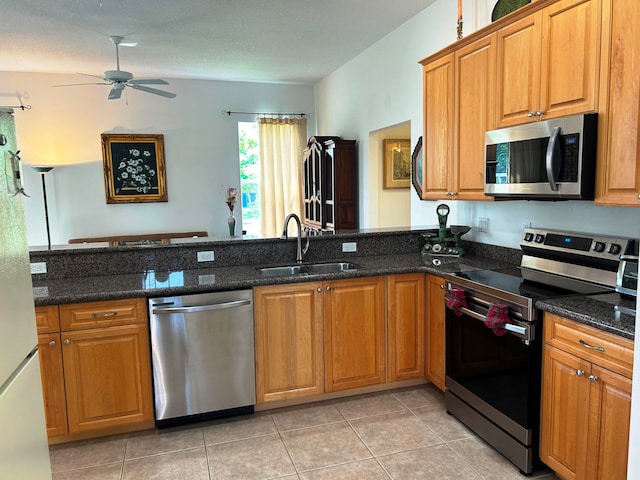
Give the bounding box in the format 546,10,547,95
2,0,437,84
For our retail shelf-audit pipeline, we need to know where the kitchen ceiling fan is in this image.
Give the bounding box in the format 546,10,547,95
54,36,176,100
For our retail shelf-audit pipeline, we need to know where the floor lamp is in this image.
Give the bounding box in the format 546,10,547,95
32,166,54,249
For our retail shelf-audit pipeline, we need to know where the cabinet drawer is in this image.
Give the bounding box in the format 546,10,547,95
35,305,60,334
60,298,147,331
544,313,634,378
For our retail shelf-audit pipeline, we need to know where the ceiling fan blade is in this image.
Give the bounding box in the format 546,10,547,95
128,79,169,85
129,84,176,98
108,87,123,100
120,41,138,47
54,82,109,87
76,72,106,80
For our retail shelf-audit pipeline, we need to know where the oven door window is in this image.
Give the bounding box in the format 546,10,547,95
446,309,541,430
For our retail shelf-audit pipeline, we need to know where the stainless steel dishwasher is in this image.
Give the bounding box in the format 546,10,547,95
148,289,255,428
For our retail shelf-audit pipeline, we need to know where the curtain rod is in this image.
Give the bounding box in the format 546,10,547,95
0,105,31,111
222,110,309,117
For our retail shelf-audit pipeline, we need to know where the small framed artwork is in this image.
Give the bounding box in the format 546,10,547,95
101,133,168,204
383,139,411,189
411,136,424,199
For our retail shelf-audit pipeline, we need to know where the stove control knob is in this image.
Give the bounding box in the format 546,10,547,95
534,234,545,243
524,232,534,242
593,241,606,253
608,243,622,255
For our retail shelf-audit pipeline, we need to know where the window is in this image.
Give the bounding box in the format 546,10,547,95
238,122,260,237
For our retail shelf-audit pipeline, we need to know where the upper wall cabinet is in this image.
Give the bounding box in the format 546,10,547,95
595,0,640,206
497,0,601,127
454,34,497,200
421,35,496,201
421,54,454,200
496,0,601,127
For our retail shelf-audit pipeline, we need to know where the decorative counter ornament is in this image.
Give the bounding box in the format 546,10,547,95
421,203,471,257
225,186,238,236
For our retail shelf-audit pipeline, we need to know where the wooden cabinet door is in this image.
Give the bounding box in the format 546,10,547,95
387,274,425,382
254,283,324,403
37,333,68,438
539,0,601,119
61,324,153,434
425,275,446,391
324,276,386,392
496,12,542,127
454,34,496,200
35,305,60,334
540,345,592,480
422,54,454,199
596,0,640,206
590,364,632,480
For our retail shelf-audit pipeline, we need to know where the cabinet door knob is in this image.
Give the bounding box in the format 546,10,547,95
317,287,322,293
576,369,584,377
536,110,544,117
588,374,598,383
528,112,535,118
440,284,445,290
326,286,332,291
637,193,640,200
63,339,70,345
49,340,56,347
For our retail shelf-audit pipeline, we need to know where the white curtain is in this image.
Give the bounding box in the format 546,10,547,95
258,116,307,238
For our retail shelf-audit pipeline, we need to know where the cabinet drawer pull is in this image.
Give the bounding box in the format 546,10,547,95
576,369,584,377
49,340,56,347
91,311,118,318
579,339,605,352
63,339,70,345
326,286,332,291
317,288,322,293
588,375,598,383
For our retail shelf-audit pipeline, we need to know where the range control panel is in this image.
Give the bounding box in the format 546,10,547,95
521,228,631,261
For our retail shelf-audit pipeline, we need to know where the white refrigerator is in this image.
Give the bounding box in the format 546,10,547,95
0,110,52,479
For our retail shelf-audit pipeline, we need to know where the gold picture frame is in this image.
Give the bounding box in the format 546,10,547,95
383,139,411,189
101,133,168,204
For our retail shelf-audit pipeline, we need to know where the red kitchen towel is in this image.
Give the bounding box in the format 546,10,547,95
485,303,509,336
446,288,467,316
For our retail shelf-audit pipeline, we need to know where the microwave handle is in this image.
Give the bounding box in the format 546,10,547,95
546,126,562,191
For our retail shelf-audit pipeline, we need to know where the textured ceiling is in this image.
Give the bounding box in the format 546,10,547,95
1,0,437,84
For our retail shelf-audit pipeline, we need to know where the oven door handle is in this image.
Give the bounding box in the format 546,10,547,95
453,305,529,337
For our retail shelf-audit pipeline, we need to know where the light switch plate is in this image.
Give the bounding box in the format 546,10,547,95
197,251,215,262
342,242,357,253
478,217,489,233
30,262,47,274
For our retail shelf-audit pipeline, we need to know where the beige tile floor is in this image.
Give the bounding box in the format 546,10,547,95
49,384,561,480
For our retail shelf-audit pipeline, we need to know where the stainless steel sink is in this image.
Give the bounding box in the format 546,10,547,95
258,262,358,277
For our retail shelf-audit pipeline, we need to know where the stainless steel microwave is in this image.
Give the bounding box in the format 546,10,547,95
484,113,598,199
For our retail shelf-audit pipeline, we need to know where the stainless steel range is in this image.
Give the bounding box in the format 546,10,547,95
444,228,632,475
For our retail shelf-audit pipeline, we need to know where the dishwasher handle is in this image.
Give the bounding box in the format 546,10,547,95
151,299,251,315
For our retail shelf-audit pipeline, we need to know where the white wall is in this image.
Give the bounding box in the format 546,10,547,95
1,71,315,246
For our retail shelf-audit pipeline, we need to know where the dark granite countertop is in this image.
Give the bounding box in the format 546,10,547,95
536,293,636,340
31,252,512,306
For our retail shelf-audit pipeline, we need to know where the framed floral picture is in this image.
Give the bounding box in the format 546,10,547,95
101,133,168,204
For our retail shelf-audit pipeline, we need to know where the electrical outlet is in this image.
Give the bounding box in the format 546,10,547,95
478,217,489,233
30,262,47,274
197,251,215,262
342,242,357,253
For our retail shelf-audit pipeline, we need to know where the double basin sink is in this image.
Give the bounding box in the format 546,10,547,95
259,262,358,277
